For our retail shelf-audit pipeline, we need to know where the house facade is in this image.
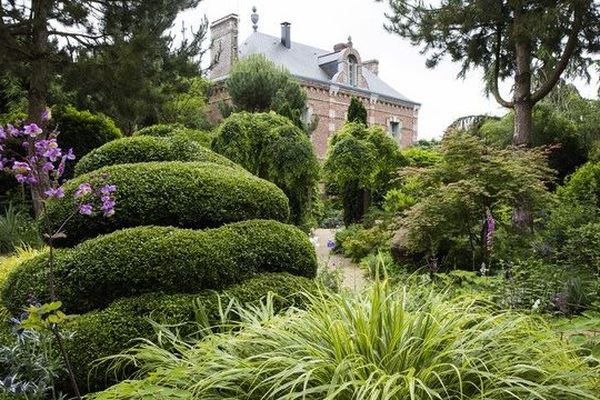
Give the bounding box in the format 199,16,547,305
208,12,420,159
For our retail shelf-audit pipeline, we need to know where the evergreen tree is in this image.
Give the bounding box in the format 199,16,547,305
347,97,368,125
379,0,600,145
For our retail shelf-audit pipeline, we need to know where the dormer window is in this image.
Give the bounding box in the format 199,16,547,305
348,55,358,87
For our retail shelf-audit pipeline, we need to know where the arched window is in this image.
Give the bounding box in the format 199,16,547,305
348,55,358,87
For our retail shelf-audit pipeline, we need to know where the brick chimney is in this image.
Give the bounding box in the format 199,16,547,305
362,59,379,76
281,22,291,49
209,14,239,80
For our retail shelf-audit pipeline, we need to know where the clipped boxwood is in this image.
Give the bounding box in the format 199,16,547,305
2,220,317,314
44,161,289,246
74,136,238,176
62,272,317,393
133,124,213,147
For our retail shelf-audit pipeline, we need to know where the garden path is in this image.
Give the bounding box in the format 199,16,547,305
313,228,368,291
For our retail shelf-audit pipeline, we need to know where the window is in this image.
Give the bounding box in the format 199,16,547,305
390,121,401,138
348,55,358,87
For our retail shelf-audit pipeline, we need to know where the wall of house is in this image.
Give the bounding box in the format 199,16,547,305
207,81,418,160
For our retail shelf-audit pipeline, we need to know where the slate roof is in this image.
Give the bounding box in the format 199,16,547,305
236,32,419,106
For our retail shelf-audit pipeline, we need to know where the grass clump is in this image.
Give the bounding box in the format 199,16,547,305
93,279,600,400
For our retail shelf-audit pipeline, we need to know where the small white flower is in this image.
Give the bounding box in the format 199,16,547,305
532,299,541,311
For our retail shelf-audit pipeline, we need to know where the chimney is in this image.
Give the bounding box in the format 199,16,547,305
209,14,239,80
281,22,291,49
362,59,379,76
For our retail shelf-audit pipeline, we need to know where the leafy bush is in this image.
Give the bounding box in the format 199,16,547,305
133,124,213,147
64,273,317,393
0,205,43,255
74,136,237,176
49,105,122,177
212,112,320,226
2,220,317,314
43,162,290,246
563,222,600,275
91,280,600,399
383,188,416,213
334,224,391,262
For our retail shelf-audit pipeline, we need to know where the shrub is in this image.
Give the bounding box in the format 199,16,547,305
0,205,43,255
64,273,317,393
563,222,600,275
213,112,320,226
43,162,290,246
91,280,600,399
334,224,391,262
2,220,318,314
49,105,122,177
74,136,237,176
133,124,213,147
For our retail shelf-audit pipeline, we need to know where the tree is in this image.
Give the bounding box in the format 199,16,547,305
325,122,407,225
226,54,310,130
347,97,368,125
380,0,600,145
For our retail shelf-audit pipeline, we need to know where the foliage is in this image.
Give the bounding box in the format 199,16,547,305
134,123,214,148
383,188,416,214
401,146,442,167
335,224,391,263
381,0,600,145
48,106,122,178
271,80,308,129
0,205,43,255
212,112,320,226
91,279,600,399
553,310,600,365
563,222,600,275
160,77,211,130
43,162,290,246
400,132,553,270
347,97,367,125
0,327,66,400
74,136,236,176
2,220,318,315
325,122,407,225
64,273,317,393
226,54,290,112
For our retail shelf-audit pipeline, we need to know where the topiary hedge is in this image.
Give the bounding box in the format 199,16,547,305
74,136,238,176
2,220,317,314
63,272,317,393
133,124,213,147
43,162,290,246
49,105,122,178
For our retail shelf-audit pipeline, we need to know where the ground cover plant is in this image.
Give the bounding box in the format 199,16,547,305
91,278,600,400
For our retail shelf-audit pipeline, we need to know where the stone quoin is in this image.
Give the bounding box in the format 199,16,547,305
208,10,420,159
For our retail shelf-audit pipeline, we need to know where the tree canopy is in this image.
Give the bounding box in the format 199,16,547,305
380,0,600,145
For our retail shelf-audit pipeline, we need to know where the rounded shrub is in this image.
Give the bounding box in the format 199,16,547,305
133,124,213,147
43,161,290,246
2,220,317,314
212,112,320,227
49,105,122,177
74,136,238,176
63,273,317,393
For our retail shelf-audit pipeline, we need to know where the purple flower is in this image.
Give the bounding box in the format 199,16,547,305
41,109,52,123
12,161,31,175
23,123,43,138
65,148,76,161
486,208,495,251
35,139,62,162
327,240,336,249
79,204,93,216
6,124,19,137
42,162,55,172
100,184,117,195
45,187,65,199
0,127,5,140
75,183,92,198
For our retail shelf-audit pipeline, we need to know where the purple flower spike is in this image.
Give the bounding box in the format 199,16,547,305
0,127,5,140
41,109,52,123
486,208,495,251
327,240,336,249
79,204,93,216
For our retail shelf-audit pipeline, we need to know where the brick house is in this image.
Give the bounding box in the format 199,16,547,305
208,12,420,159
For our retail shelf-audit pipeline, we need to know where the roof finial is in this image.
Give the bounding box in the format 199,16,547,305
347,35,353,48
251,6,259,32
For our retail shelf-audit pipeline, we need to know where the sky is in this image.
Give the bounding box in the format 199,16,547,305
178,0,600,140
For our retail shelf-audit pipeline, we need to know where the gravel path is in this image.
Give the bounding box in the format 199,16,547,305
312,228,368,291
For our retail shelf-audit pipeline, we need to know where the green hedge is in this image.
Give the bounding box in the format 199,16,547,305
74,136,238,176
2,220,317,314
43,161,290,246
64,272,317,393
49,105,122,178
133,124,213,147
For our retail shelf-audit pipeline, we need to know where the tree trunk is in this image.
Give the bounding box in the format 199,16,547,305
512,34,533,146
513,100,533,146
27,0,51,217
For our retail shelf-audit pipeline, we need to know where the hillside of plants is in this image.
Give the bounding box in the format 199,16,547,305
1,1,600,399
